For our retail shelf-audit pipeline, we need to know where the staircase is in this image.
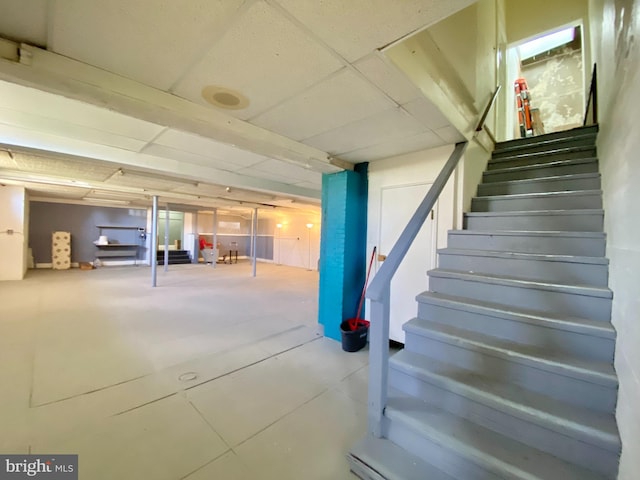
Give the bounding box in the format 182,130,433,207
349,125,621,479
156,249,192,265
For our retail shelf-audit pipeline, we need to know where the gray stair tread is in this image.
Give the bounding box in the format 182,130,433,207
490,145,596,162
349,435,454,480
494,127,598,152
428,268,613,298
437,247,609,265
484,158,598,175
464,209,604,217
403,318,617,387
450,229,606,239
416,291,615,338
474,189,602,201
385,392,607,480
390,350,620,450
479,172,601,188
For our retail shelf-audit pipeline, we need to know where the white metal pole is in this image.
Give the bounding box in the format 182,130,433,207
151,196,158,287
164,204,169,272
252,208,258,277
212,208,218,269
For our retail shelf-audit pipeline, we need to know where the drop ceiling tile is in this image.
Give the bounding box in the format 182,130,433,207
173,0,343,120
105,172,192,191
249,159,322,184
302,107,425,155
274,0,475,62
402,97,452,130
340,130,445,162
0,81,164,142
152,129,267,168
0,108,148,152
49,0,245,90
0,0,48,46
435,125,465,143
293,181,322,190
250,68,394,140
354,53,421,105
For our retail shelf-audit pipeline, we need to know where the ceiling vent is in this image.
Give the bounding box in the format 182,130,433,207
202,85,249,110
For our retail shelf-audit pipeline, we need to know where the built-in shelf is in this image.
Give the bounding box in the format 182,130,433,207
95,226,145,263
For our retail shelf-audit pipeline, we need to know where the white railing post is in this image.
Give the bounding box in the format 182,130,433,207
368,284,390,437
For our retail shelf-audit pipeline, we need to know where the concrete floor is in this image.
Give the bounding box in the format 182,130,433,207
0,262,368,479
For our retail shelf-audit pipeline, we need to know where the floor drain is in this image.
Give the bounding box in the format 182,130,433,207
178,372,198,382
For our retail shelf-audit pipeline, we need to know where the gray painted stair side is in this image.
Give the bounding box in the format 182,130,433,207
428,269,612,321
471,190,603,212
437,248,609,286
348,435,454,480
447,230,606,256
389,351,620,473
383,393,609,480
493,125,598,153
492,132,597,157
402,319,618,412
488,146,597,170
463,209,604,232
416,291,615,361
483,158,598,182
477,173,601,196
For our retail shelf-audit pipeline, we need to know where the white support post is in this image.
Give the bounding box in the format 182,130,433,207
163,205,169,272
367,285,390,438
151,196,158,287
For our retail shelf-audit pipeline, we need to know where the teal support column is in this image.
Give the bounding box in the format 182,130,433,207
318,163,368,341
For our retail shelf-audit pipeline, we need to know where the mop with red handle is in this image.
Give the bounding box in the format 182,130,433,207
348,246,377,331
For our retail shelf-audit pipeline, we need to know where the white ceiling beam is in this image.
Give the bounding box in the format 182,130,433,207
0,43,345,174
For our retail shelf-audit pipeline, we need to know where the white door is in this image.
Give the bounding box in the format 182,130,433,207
379,183,437,343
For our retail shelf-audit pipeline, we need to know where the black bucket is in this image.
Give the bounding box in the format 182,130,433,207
340,320,369,352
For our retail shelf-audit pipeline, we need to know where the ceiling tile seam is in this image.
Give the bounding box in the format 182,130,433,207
337,129,440,159
299,105,427,154
265,0,418,115
136,126,170,154
167,0,261,94
45,0,57,51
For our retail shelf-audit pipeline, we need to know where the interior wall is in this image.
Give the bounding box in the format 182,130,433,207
367,144,456,272
29,201,148,265
273,212,321,270
589,1,640,478
0,185,27,281
506,0,589,44
521,45,585,133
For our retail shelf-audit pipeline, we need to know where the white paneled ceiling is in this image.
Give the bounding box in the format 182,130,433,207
251,68,395,141
0,0,476,209
50,0,247,91
173,0,344,120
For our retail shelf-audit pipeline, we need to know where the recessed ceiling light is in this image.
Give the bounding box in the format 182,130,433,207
202,85,249,110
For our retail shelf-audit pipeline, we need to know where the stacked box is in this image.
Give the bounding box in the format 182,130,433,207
52,231,71,270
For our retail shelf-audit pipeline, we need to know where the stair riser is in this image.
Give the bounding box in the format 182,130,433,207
488,149,597,170
389,369,619,475
437,253,609,286
483,162,598,183
492,136,597,158
383,417,503,480
403,334,617,412
447,232,605,256
463,212,603,232
494,127,598,152
471,193,602,212
416,302,614,361
428,276,611,322
477,176,601,196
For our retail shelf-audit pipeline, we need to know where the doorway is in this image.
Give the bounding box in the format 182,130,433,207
379,183,437,343
505,24,586,139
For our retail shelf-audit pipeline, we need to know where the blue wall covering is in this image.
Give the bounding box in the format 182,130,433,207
318,163,368,341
